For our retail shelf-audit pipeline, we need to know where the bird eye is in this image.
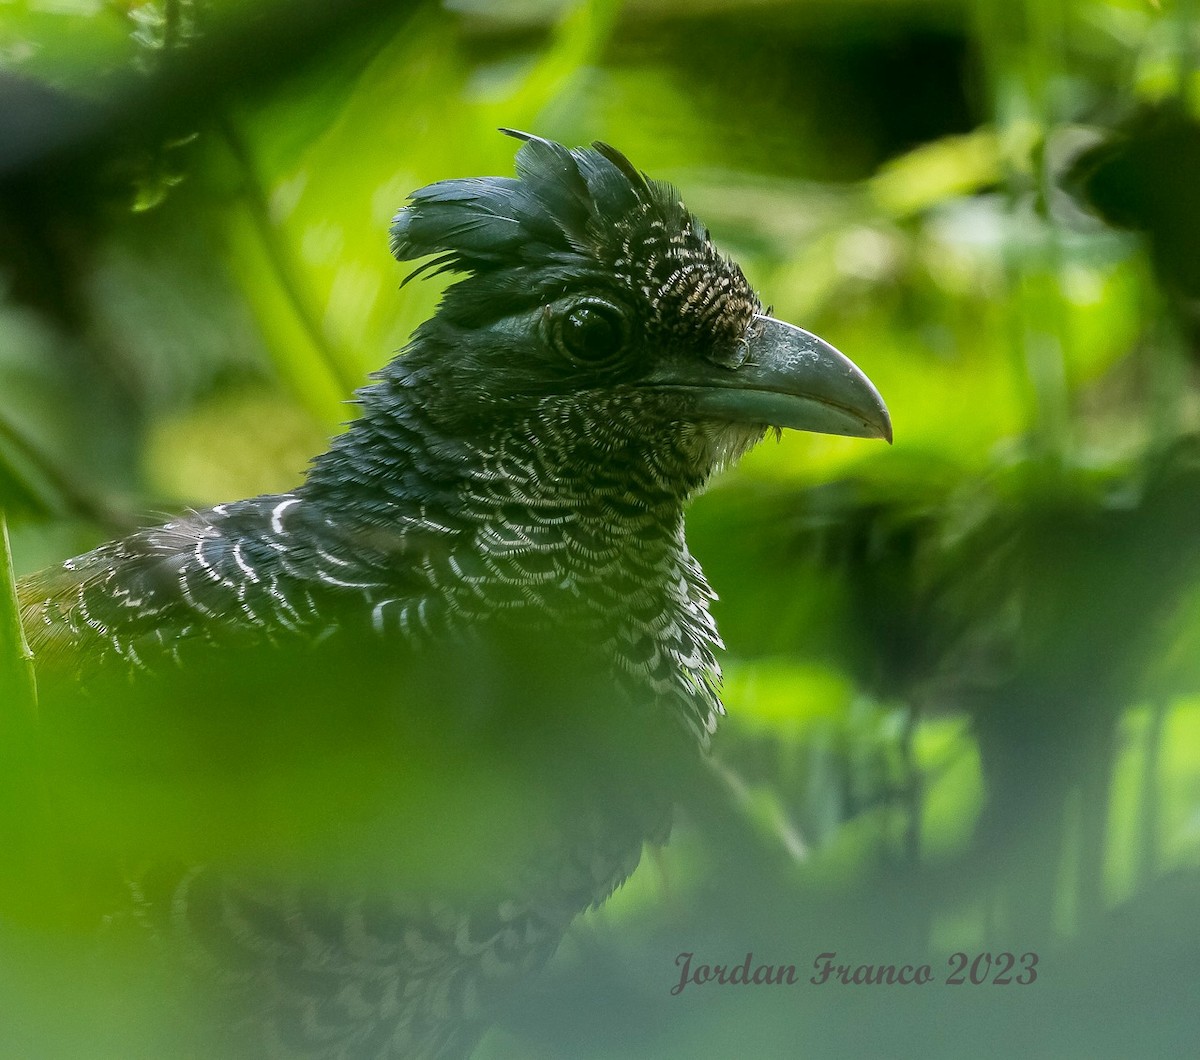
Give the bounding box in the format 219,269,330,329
554,301,628,365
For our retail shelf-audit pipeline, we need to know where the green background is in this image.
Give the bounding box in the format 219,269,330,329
2,0,1199,1056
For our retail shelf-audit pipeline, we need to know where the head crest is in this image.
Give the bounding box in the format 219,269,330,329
389,130,669,282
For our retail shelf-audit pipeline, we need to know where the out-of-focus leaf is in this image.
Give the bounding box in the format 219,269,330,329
0,513,36,718
142,386,327,504
1158,697,1200,865
915,716,983,859
723,658,854,730
870,127,1011,218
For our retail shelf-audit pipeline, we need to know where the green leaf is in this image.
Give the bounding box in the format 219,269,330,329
0,512,36,720
0,511,60,929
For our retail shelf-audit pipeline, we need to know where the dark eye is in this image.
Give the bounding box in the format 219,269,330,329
554,301,628,364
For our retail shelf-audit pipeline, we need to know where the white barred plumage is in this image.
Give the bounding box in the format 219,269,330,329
17,131,888,1059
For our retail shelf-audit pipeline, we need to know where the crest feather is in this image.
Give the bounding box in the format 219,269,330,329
389,130,658,275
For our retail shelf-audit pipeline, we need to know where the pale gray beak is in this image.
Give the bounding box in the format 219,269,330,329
685,314,892,442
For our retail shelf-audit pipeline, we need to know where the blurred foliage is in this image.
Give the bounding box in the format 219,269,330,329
3,0,1200,1056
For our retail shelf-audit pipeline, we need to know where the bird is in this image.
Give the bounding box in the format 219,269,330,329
15,130,891,1059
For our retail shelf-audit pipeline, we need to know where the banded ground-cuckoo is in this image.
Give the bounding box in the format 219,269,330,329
16,131,891,1058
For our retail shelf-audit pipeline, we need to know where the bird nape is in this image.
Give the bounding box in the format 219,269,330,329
12,131,890,1059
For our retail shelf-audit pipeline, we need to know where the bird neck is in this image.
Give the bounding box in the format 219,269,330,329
299,366,725,742
302,367,712,574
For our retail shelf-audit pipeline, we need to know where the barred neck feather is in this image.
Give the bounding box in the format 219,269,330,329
300,360,728,743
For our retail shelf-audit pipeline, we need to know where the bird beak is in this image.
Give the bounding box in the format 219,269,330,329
676,315,893,443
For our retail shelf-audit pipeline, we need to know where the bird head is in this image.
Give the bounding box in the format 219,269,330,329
375,131,890,501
